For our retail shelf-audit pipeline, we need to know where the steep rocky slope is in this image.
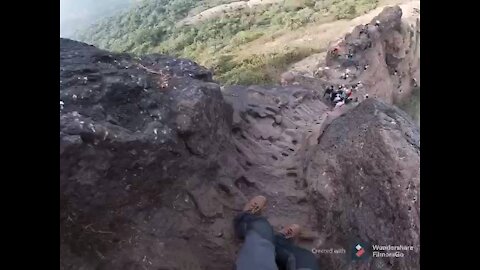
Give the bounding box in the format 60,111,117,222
287,4,420,109
60,7,420,268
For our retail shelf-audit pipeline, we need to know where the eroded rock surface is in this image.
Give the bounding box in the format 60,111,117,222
303,99,420,269
60,38,241,270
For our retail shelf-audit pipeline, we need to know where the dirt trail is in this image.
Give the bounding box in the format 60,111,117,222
180,0,282,25
223,85,351,248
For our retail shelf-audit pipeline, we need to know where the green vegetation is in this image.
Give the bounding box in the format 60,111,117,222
329,0,379,19
76,0,378,85
214,48,319,85
77,0,200,53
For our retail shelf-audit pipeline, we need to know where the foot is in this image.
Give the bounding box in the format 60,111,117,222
280,224,301,239
243,195,267,215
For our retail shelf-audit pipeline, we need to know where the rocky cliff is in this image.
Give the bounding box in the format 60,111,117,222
60,6,420,270
288,4,420,108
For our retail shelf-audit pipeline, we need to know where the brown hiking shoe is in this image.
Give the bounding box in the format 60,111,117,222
280,224,301,239
243,195,267,215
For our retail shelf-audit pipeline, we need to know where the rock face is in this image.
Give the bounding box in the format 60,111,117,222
60,37,419,270
288,5,420,108
303,99,420,269
60,38,242,270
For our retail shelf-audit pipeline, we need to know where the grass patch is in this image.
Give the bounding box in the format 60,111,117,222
214,47,320,85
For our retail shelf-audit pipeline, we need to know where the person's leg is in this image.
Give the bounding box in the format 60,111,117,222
323,89,328,97
274,225,320,270
234,196,278,270
274,234,296,270
234,212,275,242
274,234,319,270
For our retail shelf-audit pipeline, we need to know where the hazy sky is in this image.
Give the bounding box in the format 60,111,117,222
60,0,137,37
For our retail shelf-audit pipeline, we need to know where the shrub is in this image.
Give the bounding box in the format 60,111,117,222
331,1,357,19
230,31,264,47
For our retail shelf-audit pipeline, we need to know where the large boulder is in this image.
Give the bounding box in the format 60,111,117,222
60,38,241,270
303,99,420,269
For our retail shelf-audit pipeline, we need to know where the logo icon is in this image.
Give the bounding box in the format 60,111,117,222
355,244,365,257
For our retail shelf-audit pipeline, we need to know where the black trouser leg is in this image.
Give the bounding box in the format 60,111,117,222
274,234,320,270
234,212,275,243
234,212,278,270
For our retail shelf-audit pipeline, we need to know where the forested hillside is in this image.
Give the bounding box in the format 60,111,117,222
76,0,379,84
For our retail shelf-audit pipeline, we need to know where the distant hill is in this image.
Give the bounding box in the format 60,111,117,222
75,0,201,52
60,0,137,38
